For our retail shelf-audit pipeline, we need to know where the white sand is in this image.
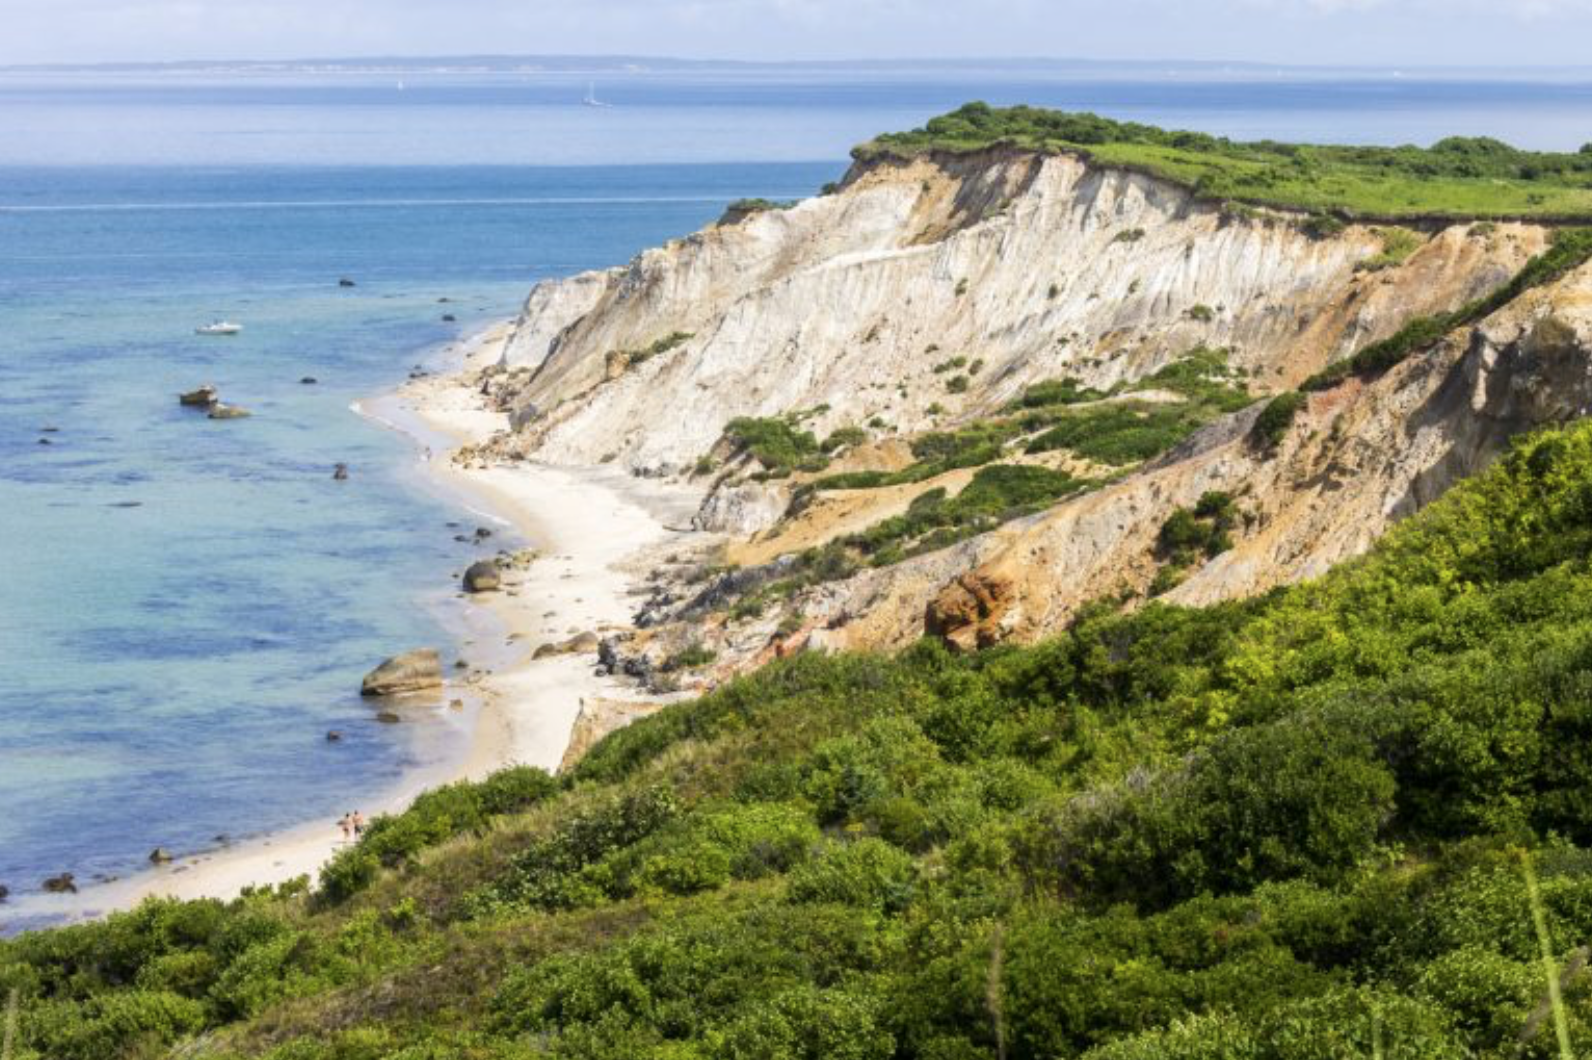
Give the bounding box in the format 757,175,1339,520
10,323,701,923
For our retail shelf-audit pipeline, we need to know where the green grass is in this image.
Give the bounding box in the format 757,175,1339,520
858,102,1592,221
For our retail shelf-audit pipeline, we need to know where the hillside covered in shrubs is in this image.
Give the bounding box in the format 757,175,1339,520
13,419,1592,1056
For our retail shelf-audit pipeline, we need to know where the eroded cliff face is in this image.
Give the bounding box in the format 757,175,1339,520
475,146,1592,679
493,149,1541,473
798,259,1592,656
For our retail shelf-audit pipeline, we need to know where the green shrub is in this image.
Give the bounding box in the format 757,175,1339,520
788,838,917,912
724,416,829,475
1251,391,1307,449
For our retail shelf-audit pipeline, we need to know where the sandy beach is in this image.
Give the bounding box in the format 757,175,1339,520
11,322,705,921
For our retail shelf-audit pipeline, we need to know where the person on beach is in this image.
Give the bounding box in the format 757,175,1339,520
352,811,367,838
337,814,352,843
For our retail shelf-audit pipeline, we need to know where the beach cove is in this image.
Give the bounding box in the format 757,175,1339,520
9,323,707,920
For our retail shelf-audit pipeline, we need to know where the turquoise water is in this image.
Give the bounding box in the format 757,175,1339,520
2,65,1590,925
0,162,835,918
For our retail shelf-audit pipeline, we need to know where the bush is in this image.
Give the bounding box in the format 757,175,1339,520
724,416,830,475
788,838,917,912
1251,391,1307,449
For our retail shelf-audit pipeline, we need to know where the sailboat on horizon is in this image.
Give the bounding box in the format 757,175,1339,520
583,81,612,108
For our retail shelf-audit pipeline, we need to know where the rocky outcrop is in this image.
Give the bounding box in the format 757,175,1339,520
693,480,789,535
924,570,1016,652
462,560,501,593
360,649,444,697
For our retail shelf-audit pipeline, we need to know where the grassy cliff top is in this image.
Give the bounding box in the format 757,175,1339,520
855,102,1592,221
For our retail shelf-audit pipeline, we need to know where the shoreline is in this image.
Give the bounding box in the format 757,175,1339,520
8,322,705,924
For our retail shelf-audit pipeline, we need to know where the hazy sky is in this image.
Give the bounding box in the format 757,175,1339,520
5,0,1592,68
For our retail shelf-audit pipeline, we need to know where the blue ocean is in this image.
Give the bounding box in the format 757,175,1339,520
2,63,1589,925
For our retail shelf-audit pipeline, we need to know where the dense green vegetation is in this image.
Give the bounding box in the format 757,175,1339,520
860,103,1592,220
15,414,1592,1058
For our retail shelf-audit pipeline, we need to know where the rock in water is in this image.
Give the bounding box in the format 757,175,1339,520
0,883,10,903
178,385,218,407
463,560,501,593
149,847,173,864
207,403,251,420
42,872,76,894
300,376,318,385
332,463,349,481
360,649,443,696
338,277,356,287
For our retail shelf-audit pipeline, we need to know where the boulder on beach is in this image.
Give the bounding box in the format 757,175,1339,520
463,560,501,593
179,385,218,407
360,648,443,696
534,630,601,659
207,403,251,420
42,872,76,894
149,847,173,864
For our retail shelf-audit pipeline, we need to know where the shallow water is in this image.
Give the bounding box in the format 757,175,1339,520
0,161,833,923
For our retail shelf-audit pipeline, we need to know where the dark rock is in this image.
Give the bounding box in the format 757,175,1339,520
675,556,799,622
207,403,251,420
42,873,76,894
0,883,9,903
338,278,356,287
38,437,52,445
474,526,493,539
438,297,451,303
463,560,501,593
109,501,143,508
376,711,402,723
40,425,59,433
300,376,318,385
597,637,655,684
441,314,457,322
325,730,343,742
360,648,443,696
149,847,174,864
332,463,349,481
178,385,218,407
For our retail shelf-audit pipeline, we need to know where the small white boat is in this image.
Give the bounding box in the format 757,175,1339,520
583,82,611,108
195,321,243,336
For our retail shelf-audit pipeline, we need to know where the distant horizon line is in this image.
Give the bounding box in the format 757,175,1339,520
5,52,1592,78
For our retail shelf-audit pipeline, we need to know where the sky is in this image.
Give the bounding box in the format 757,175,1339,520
5,0,1592,69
